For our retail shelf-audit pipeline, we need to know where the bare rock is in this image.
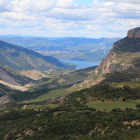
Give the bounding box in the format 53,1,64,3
24,129,36,136
16,133,22,138
15,137,23,140
127,27,140,38
0,95,17,108
98,51,115,73
3,133,9,140
38,126,43,131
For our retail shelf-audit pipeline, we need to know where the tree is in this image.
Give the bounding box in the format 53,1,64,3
136,103,140,108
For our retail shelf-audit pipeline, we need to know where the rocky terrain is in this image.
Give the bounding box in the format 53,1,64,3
127,27,140,38
0,95,17,108
0,65,32,85
0,84,19,108
62,27,140,93
20,69,48,80
97,27,140,74
0,66,33,108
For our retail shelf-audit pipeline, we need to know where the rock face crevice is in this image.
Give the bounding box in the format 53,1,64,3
98,50,115,73
127,27,140,38
98,46,136,74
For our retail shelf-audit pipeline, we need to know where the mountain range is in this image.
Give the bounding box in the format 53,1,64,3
0,28,138,106
0,36,120,62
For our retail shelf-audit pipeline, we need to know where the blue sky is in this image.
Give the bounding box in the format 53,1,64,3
0,0,140,38
74,0,103,5
74,0,94,5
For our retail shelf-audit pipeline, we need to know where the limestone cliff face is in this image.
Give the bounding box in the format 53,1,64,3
127,27,140,38
98,48,135,74
98,50,115,73
98,27,140,74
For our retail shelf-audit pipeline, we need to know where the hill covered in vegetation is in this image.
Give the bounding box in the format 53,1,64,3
0,40,74,72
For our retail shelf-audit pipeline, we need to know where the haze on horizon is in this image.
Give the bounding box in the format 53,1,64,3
0,0,140,38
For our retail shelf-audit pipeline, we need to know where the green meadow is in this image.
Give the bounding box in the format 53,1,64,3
86,100,140,111
19,88,69,104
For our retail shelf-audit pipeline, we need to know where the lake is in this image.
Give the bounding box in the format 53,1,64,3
60,59,100,69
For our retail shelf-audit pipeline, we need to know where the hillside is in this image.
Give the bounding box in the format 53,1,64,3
97,27,140,74
0,84,19,108
9,27,140,105
66,27,140,92
0,65,98,107
0,65,32,86
0,40,74,72
10,66,98,104
64,27,140,110
20,69,49,80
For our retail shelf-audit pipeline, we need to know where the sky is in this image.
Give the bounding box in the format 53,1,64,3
0,0,140,38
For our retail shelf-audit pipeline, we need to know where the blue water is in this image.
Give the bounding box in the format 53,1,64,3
60,59,100,69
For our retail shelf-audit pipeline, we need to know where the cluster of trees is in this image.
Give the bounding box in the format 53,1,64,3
1,105,140,140
62,83,140,107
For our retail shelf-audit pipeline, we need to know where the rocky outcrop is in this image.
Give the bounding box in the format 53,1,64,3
98,27,140,74
98,49,136,74
0,95,17,108
98,50,115,73
104,63,136,73
127,27,140,38
24,129,36,136
3,133,9,140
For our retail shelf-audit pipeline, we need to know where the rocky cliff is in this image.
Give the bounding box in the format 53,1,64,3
98,51,116,73
127,27,140,38
98,27,140,74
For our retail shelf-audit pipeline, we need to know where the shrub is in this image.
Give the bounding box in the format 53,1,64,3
101,98,104,102
136,103,140,108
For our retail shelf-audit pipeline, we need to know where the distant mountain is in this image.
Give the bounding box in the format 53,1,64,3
0,40,74,72
0,36,121,62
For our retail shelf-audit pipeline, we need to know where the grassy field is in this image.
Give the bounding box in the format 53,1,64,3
53,111,66,116
86,100,140,111
19,88,70,104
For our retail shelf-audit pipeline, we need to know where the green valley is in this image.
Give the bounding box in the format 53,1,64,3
1,27,140,140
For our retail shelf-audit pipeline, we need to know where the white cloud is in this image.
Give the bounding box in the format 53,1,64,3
103,0,140,3
11,0,55,12
0,0,139,37
0,0,12,12
93,0,103,7
55,0,75,8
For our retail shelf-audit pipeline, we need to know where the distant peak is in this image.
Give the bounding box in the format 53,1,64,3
127,27,140,38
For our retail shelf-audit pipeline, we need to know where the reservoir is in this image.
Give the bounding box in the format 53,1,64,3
60,59,100,69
